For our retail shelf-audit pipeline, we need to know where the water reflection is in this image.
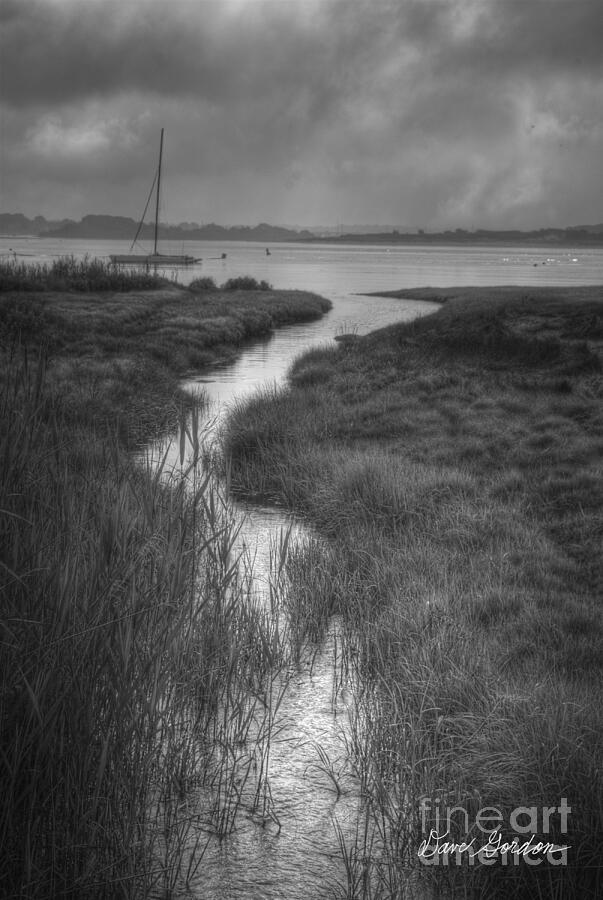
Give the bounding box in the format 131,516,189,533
181,296,441,420
163,296,439,595
191,621,361,900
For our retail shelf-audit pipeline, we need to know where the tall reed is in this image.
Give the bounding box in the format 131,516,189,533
0,255,169,292
0,348,294,897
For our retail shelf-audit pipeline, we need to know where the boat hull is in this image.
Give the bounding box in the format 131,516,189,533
110,253,199,266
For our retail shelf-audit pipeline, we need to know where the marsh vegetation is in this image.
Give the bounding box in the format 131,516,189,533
0,262,332,897
222,286,603,898
3,262,601,898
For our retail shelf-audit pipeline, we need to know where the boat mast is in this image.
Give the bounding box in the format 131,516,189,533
153,128,164,256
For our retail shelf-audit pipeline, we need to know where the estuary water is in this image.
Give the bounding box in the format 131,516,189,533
2,235,603,296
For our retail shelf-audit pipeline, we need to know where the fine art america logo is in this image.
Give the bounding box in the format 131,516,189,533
418,798,571,867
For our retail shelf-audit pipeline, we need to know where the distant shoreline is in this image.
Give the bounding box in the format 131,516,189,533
303,231,603,247
2,212,603,246
2,234,603,250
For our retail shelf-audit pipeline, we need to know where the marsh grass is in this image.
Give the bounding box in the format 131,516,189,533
0,263,332,896
221,287,603,898
0,350,302,896
0,255,167,292
0,264,330,448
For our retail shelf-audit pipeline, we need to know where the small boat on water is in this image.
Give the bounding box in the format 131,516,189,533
110,129,200,267
111,251,199,266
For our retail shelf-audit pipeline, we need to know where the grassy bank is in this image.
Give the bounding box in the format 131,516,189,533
0,262,330,897
222,286,603,898
0,263,331,447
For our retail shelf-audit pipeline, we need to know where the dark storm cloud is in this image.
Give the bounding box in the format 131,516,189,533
438,0,603,78
7,0,599,110
1,0,365,109
1,0,602,227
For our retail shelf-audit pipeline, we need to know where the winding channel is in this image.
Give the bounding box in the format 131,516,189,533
147,291,439,898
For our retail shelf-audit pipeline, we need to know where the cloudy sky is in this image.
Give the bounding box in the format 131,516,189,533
1,0,602,229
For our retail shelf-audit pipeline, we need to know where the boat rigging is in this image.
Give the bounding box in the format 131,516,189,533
110,129,200,267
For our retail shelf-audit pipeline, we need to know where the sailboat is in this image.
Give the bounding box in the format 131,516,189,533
110,129,200,266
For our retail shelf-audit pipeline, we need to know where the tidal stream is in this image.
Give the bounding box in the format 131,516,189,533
144,291,438,898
